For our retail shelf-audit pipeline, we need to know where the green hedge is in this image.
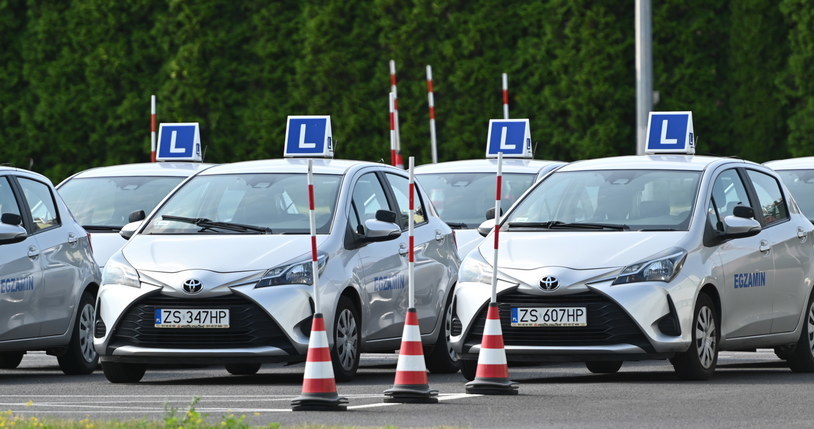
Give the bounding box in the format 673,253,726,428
0,0,811,182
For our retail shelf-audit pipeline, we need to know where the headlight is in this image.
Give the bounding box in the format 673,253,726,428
458,249,493,284
101,252,140,288
256,253,328,288
612,248,687,285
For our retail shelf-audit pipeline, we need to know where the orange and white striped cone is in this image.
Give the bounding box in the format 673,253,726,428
465,302,518,395
291,313,348,411
383,307,438,403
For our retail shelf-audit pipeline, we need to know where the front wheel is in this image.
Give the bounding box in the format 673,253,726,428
225,363,261,375
101,362,146,383
58,291,98,375
460,359,477,381
0,352,24,369
331,296,360,382
425,293,460,374
585,361,623,374
671,293,719,380
787,291,814,372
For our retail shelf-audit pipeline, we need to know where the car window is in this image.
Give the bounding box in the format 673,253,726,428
17,177,60,232
350,173,392,231
384,173,427,229
775,170,814,220
0,177,21,221
746,170,789,226
709,169,752,231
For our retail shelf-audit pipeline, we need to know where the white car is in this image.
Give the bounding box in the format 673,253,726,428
764,157,814,223
451,154,814,380
0,167,101,374
94,158,459,383
415,159,565,259
57,162,213,267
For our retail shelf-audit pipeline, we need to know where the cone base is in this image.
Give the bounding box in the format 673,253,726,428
383,385,439,404
290,394,348,411
465,378,519,395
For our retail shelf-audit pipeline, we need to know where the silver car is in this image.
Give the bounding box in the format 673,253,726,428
452,155,814,380
94,158,459,382
415,159,565,259
57,162,213,268
764,157,814,223
0,167,101,374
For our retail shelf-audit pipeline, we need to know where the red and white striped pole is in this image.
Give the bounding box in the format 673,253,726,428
408,156,416,308
390,60,403,168
502,73,509,119
491,151,503,303
426,65,438,164
307,159,320,311
150,95,157,162
389,92,397,167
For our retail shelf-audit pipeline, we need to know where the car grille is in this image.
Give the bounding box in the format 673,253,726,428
463,290,653,352
110,293,296,354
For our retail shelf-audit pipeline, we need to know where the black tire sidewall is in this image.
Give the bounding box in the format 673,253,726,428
425,291,461,373
331,296,360,382
673,293,719,380
57,291,98,375
788,291,814,372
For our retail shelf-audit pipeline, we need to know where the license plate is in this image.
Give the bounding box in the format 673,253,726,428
154,309,230,328
511,307,587,327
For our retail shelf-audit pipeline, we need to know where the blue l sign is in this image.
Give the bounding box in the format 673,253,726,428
486,119,533,158
156,123,202,162
284,116,334,158
645,111,695,154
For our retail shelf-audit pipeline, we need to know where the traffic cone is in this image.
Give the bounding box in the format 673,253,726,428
465,302,518,395
383,307,438,403
291,313,348,411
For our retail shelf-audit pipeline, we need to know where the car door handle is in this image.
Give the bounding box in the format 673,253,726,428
435,230,445,241
67,233,78,246
798,227,808,241
27,246,40,259
399,244,408,256
759,240,771,254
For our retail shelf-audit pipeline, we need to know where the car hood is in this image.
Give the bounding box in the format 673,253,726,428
483,230,687,270
123,234,317,273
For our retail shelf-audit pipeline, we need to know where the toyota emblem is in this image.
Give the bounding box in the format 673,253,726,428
539,276,559,291
182,279,203,294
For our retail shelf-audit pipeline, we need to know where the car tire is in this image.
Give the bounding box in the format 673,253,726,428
671,293,719,380
225,363,261,375
0,352,24,369
774,345,795,361
331,296,360,382
460,359,478,381
425,293,461,374
585,361,623,374
102,362,146,383
57,291,98,375
787,291,814,372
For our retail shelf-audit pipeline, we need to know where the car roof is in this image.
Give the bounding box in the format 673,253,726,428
65,162,214,179
763,157,814,170
0,166,54,183
197,158,403,176
556,155,757,172
414,159,564,174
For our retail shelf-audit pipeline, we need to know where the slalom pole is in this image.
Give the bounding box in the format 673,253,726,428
389,92,397,166
491,151,503,303
390,60,403,168
150,95,157,162
502,73,509,119
308,159,319,313
427,65,438,164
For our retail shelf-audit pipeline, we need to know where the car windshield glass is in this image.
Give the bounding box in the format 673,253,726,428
142,173,341,235
58,176,185,229
776,170,814,221
506,169,701,231
417,172,536,228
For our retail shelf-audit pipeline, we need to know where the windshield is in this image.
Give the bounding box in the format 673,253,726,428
142,173,341,235
59,176,185,229
417,172,536,228
506,170,701,231
776,170,814,221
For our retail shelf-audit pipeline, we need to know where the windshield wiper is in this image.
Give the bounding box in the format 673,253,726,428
82,225,122,232
508,221,629,231
161,215,272,234
444,221,468,229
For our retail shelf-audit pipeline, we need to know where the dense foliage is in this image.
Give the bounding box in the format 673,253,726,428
0,0,812,182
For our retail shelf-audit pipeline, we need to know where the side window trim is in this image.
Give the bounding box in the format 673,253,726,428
380,171,429,230
742,167,790,228
16,176,62,235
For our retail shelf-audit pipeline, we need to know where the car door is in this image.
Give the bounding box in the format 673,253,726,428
383,172,449,334
710,168,774,338
0,175,42,340
349,171,409,341
744,169,812,333
16,177,78,336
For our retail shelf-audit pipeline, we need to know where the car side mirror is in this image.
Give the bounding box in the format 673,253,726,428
485,207,503,221
722,215,761,239
375,209,397,224
128,210,146,223
119,220,143,240
0,223,27,244
732,205,754,219
1,213,22,226
362,218,401,242
478,219,496,237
